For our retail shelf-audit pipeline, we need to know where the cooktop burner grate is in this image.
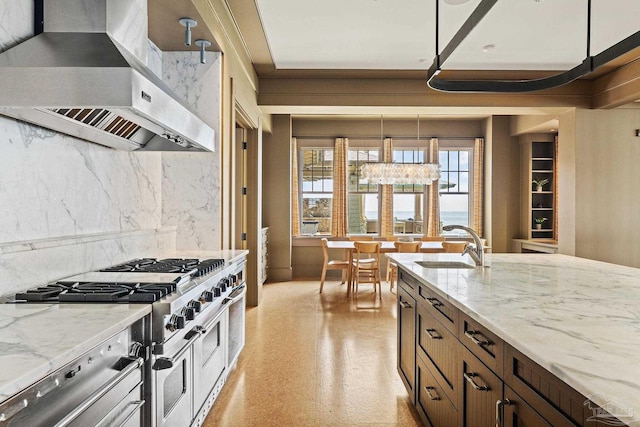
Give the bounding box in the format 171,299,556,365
99,258,225,276
15,281,178,303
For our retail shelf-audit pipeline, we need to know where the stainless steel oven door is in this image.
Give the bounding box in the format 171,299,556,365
153,337,195,427
225,285,246,369
193,308,228,420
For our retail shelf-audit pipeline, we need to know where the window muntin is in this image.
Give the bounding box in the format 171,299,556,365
439,148,472,232
300,148,333,234
392,148,425,234
347,148,380,234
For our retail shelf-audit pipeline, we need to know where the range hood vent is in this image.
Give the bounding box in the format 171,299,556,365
0,0,215,152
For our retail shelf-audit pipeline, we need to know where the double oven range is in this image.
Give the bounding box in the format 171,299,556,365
3,255,246,427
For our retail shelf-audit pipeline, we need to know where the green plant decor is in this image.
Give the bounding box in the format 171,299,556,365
532,177,549,189
534,217,548,225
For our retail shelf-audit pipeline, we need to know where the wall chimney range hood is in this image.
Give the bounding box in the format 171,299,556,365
0,0,215,152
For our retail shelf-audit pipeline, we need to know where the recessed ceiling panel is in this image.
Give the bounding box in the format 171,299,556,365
444,0,587,70
255,0,436,69
591,0,640,56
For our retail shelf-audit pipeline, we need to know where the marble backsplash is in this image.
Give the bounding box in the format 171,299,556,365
0,3,223,294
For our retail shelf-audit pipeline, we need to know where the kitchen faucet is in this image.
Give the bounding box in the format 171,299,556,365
441,225,485,266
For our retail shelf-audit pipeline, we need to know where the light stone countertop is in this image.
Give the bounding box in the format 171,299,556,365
387,252,640,426
0,250,248,405
0,303,151,404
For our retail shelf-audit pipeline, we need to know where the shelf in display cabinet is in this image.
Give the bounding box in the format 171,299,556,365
532,208,553,211
532,169,553,173
531,191,553,194
532,157,553,161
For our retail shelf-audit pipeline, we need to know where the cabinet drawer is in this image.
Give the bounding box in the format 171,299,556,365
459,312,503,377
502,385,554,427
398,269,419,293
417,303,459,406
461,346,503,427
503,345,583,426
416,283,458,334
416,356,458,427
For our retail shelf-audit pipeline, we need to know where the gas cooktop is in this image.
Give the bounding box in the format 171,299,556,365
14,258,226,303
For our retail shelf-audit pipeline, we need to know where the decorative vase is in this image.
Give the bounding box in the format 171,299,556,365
536,186,542,192
535,224,542,230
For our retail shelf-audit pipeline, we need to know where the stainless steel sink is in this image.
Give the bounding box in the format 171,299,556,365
415,261,475,269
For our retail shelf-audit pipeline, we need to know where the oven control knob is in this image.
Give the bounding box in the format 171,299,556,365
201,291,213,302
188,300,202,312
219,281,227,292
213,287,222,297
183,307,196,321
166,314,186,331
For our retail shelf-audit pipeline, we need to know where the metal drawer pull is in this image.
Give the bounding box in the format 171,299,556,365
400,301,412,309
54,357,143,427
426,297,442,308
117,400,145,427
153,331,202,370
463,372,489,391
495,398,511,427
424,386,440,401
464,330,491,346
425,328,442,340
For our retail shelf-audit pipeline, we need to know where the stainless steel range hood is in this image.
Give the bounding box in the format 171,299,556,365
0,0,215,152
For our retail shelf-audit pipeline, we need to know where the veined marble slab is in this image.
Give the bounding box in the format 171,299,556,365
0,303,150,404
388,253,640,426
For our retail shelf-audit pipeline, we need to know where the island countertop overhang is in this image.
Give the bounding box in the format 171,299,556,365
387,252,640,426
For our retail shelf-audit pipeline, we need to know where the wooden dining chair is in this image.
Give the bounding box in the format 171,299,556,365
350,241,382,299
388,241,421,291
319,238,350,293
442,241,469,253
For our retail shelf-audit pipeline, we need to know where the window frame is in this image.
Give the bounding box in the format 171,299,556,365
297,139,335,236
347,139,382,235
438,139,475,231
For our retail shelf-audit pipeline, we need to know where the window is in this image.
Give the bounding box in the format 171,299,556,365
392,148,424,235
347,148,380,234
300,148,333,234
439,146,472,233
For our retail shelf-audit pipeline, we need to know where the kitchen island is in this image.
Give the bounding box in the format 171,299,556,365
388,252,640,427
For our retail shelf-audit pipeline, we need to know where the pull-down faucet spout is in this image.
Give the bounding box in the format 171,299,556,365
441,225,484,266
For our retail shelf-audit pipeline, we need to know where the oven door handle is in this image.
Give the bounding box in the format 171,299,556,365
53,357,143,427
223,284,246,305
152,329,202,371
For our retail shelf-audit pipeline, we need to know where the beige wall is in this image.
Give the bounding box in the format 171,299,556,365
486,117,521,253
571,107,640,267
263,115,294,281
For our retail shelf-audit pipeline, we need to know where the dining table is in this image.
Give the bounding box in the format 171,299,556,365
325,240,455,296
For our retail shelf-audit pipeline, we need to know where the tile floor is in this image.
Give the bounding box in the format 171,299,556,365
202,279,423,427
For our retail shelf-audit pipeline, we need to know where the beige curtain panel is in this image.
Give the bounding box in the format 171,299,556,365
331,138,348,237
472,137,484,238
426,138,440,236
291,137,300,236
380,137,394,238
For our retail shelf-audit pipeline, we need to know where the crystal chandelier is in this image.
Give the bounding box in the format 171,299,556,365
361,163,441,185
361,114,440,185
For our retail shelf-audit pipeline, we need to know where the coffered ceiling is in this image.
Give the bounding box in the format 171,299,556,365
227,0,640,80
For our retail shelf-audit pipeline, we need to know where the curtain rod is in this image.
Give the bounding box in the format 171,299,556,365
293,136,481,140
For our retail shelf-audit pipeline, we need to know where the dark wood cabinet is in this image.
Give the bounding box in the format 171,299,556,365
416,355,458,427
417,303,460,407
398,285,416,402
396,267,629,427
461,346,503,427
502,385,554,427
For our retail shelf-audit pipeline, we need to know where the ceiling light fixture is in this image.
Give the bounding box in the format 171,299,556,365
481,44,495,52
361,115,440,185
195,39,211,64
178,17,197,46
426,0,640,92
443,0,472,5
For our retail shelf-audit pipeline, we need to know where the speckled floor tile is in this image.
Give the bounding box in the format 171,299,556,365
202,280,423,427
